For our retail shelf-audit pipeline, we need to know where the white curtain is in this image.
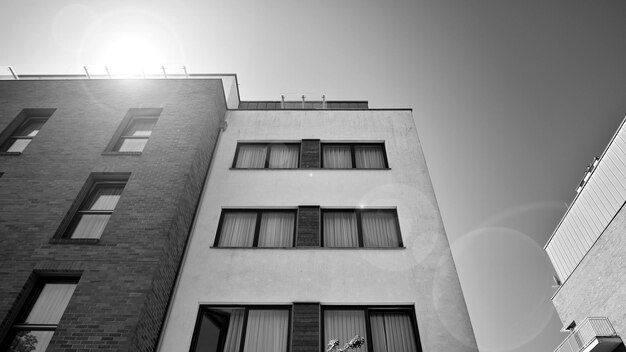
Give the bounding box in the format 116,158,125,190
269,145,299,168
323,145,352,168
71,214,111,239
242,310,289,352
218,213,257,247
6,139,31,153
223,309,245,352
25,283,76,324
258,212,294,247
236,145,267,168
323,212,359,247
18,119,45,137
355,146,385,168
370,312,417,352
127,120,155,136
362,212,400,247
88,186,122,210
119,138,148,152
324,310,368,352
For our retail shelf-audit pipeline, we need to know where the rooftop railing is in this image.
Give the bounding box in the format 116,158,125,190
554,317,618,352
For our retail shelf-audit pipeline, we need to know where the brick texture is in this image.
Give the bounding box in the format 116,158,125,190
292,303,320,352
297,206,320,247
0,79,227,351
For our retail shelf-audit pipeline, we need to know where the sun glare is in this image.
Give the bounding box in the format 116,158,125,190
101,36,163,76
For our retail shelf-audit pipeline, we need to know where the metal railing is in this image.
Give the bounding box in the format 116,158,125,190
554,317,618,352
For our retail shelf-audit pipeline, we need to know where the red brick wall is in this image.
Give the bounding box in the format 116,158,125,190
0,79,227,351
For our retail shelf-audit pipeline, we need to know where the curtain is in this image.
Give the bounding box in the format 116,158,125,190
258,212,294,247
324,310,368,352
268,145,299,168
6,139,32,153
87,186,123,210
242,310,289,352
370,312,417,352
222,309,245,352
323,212,359,247
25,283,76,324
127,119,156,136
17,119,45,137
218,213,257,247
119,138,148,152
355,146,385,169
362,212,400,247
236,145,267,168
71,214,111,239
323,145,352,168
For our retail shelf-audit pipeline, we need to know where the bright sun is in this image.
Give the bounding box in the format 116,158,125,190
101,36,163,76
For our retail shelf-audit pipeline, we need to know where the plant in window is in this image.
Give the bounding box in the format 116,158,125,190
326,335,366,352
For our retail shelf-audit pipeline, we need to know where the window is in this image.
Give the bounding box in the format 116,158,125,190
113,117,157,152
105,108,161,153
323,306,420,352
4,277,78,352
322,209,401,247
233,143,300,168
215,210,296,247
321,143,387,169
190,306,290,352
0,109,54,153
60,174,129,239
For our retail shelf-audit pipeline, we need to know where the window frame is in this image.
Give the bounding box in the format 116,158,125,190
104,108,161,155
0,275,80,352
320,208,403,248
53,173,130,242
320,142,389,169
320,305,421,352
214,209,298,248
232,142,301,169
0,109,55,155
189,305,292,352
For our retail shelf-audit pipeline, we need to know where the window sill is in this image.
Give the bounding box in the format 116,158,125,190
210,246,406,249
101,152,143,156
49,238,100,245
0,152,22,156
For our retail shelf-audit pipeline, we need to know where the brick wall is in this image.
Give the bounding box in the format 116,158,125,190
0,79,227,351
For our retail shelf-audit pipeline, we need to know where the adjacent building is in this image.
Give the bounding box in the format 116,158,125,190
0,73,477,352
545,118,626,352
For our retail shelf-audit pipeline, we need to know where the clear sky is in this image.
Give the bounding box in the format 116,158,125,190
2,1,626,351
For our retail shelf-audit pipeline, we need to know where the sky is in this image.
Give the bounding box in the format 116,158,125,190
2,1,626,351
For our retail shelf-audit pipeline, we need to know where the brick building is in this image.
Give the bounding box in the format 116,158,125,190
545,117,626,352
0,74,477,352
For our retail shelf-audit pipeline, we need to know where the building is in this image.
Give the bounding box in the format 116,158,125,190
156,100,477,351
0,74,238,351
545,118,626,352
0,72,477,352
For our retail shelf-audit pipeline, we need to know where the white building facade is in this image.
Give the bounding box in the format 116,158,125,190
157,106,477,352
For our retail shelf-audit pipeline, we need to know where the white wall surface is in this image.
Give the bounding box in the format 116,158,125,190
157,110,477,352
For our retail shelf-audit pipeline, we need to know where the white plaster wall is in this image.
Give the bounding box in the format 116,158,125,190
158,110,477,352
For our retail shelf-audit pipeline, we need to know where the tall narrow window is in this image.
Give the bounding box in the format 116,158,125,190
0,109,54,154
59,174,129,240
321,143,388,169
114,118,157,152
322,209,401,248
191,306,290,352
215,210,296,247
233,143,300,168
4,278,78,352
323,307,420,352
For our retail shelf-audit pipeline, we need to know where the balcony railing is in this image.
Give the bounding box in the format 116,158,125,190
554,317,620,352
